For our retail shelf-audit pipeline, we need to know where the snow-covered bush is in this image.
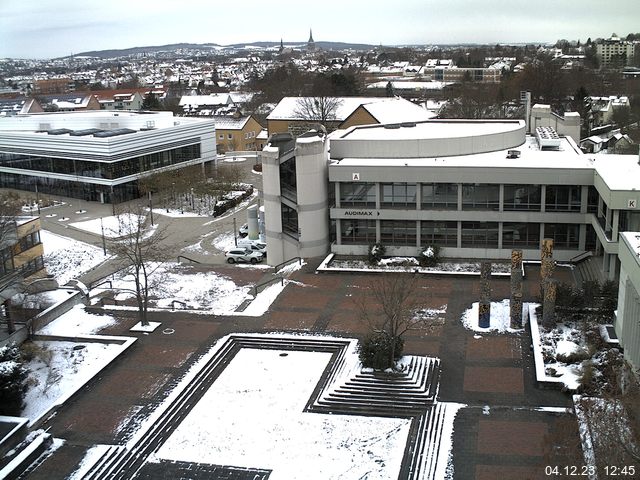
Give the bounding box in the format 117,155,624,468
0,343,29,415
367,243,386,265
418,245,440,267
358,332,403,370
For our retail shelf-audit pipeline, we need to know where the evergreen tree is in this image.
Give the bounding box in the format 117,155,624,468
0,344,29,416
385,81,395,97
141,92,161,111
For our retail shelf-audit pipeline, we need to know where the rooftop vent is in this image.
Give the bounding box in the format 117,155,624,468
507,149,521,159
47,128,73,135
383,123,401,129
400,122,416,128
93,128,136,138
535,126,561,149
70,128,104,137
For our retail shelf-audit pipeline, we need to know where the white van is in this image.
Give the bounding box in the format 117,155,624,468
236,238,267,256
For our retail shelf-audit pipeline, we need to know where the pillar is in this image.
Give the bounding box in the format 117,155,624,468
479,261,492,328
510,250,523,329
542,279,557,328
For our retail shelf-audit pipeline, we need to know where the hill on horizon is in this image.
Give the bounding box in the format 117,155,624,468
67,40,383,59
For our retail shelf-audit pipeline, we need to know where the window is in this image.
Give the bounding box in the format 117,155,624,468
587,186,598,214
339,183,376,207
219,134,224,140
0,247,14,276
545,185,581,212
502,222,540,248
18,231,41,252
544,223,579,249
380,220,416,246
503,185,541,211
281,204,298,238
381,183,417,209
227,134,233,140
420,221,457,247
421,183,458,209
461,222,499,248
341,219,376,244
462,184,499,210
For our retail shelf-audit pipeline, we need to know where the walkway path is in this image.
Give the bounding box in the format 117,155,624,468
22,261,578,480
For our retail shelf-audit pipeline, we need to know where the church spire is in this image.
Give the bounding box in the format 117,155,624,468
307,29,316,51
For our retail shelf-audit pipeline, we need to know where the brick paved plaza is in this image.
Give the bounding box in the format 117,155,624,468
24,261,576,480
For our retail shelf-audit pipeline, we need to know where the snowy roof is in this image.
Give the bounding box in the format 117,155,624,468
228,92,254,103
358,99,436,124
331,135,590,170
591,154,640,191
366,81,450,90
210,115,251,130
339,119,523,141
267,97,396,121
179,94,233,107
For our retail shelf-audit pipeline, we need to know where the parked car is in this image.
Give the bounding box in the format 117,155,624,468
225,248,264,264
237,239,267,257
238,223,249,237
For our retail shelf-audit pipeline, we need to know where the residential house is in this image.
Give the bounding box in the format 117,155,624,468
36,93,101,112
212,114,263,153
266,96,435,136
0,98,43,117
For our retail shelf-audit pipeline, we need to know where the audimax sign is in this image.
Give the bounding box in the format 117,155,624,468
343,210,380,216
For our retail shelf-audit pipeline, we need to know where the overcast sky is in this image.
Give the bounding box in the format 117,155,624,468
1,0,639,59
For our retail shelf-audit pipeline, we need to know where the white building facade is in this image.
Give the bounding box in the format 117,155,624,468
0,111,216,203
262,120,640,277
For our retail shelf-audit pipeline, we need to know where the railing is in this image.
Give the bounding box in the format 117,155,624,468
253,276,284,296
177,255,201,264
569,251,593,263
89,280,112,290
274,257,303,274
171,300,187,310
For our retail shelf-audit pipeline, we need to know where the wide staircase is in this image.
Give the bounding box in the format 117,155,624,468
573,255,604,287
74,334,449,480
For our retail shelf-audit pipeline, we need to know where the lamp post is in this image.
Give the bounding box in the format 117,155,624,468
100,217,107,255
35,183,40,215
148,191,154,226
233,217,238,247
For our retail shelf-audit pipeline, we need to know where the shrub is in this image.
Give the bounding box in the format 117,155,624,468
418,245,440,267
252,163,263,172
0,343,29,416
358,332,404,370
368,243,386,265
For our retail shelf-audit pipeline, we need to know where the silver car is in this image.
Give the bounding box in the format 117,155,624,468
225,248,264,264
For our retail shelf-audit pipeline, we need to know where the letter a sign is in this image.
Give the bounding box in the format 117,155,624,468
352,173,360,181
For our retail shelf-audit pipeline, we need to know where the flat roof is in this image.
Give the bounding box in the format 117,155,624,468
338,120,524,141
591,154,640,192
331,136,587,169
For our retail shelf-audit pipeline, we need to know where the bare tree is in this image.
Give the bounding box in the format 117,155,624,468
293,96,343,131
108,205,169,326
354,274,435,369
575,364,640,474
0,193,25,333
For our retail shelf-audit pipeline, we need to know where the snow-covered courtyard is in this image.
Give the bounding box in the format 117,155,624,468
153,348,411,479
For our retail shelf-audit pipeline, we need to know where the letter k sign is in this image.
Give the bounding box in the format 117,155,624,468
628,199,637,209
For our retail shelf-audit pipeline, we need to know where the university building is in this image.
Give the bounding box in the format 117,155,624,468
261,119,640,368
0,111,216,203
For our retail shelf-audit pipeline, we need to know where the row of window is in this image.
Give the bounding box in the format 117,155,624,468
217,131,256,141
0,144,201,180
15,231,41,254
338,182,598,213
340,220,581,249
